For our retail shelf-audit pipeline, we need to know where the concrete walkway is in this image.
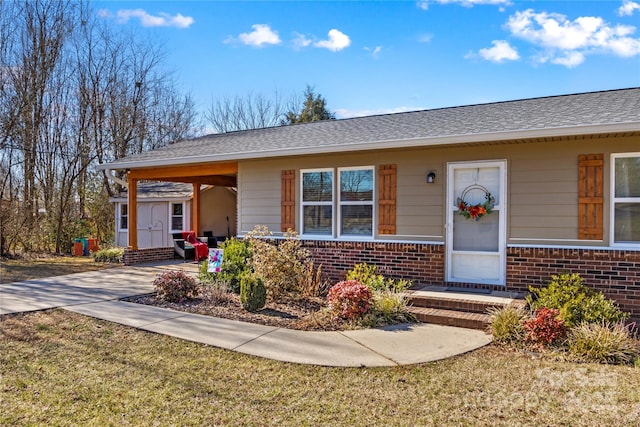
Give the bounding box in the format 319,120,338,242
0,261,492,367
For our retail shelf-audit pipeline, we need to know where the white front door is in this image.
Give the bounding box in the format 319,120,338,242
446,160,507,286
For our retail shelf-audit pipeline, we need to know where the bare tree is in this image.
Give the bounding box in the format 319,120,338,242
0,0,199,254
205,91,287,133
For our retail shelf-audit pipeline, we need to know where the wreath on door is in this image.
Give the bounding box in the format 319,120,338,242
456,184,495,221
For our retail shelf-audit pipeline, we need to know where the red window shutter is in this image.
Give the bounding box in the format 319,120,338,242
378,164,397,235
281,169,295,232
578,154,603,240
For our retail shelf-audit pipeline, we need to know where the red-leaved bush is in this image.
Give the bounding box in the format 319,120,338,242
327,280,373,320
523,307,567,345
153,270,199,302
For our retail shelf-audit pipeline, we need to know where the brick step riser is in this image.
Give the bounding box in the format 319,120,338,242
408,297,509,314
410,310,488,330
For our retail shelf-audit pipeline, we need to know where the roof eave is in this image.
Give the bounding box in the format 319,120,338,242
100,122,640,170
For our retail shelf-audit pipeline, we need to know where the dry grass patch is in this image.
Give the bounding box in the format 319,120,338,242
2,310,639,426
0,255,111,283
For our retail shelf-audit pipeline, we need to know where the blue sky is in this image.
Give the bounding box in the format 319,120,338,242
95,0,640,119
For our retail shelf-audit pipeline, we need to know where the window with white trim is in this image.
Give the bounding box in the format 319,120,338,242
339,167,374,236
612,154,640,244
171,203,184,231
300,167,375,237
119,204,128,230
301,169,333,235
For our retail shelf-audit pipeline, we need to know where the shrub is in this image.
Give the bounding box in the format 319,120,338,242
92,247,124,263
247,225,320,300
240,273,267,312
487,305,528,345
153,270,198,303
327,280,373,320
523,308,567,346
346,263,411,293
200,282,234,305
361,290,415,326
567,322,640,365
527,273,628,327
218,238,252,293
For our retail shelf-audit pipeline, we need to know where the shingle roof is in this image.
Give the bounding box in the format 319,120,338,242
105,88,640,169
112,182,193,200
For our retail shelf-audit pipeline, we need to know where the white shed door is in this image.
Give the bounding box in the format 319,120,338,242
136,203,168,248
446,161,507,286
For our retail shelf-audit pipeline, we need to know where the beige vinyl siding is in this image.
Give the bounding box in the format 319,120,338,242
199,186,237,238
236,134,639,246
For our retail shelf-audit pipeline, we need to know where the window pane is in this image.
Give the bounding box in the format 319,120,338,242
453,211,499,252
120,216,128,230
340,169,373,201
172,203,183,216
172,217,183,230
615,157,640,198
341,205,372,236
303,206,332,235
302,172,333,202
614,203,640,243
121,204,127,215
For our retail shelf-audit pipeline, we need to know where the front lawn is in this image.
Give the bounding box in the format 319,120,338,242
2,310,639,426
0,255,110,284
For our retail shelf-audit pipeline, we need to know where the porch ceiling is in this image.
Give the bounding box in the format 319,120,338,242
126,162,237,187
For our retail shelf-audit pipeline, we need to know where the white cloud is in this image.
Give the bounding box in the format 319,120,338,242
231,24,281,47
314,29,351,51
292,32,312,50
364,46,383,58
472,40,520,62
618,0,640,16
505,9,640,66
113,9,194,28
417,0,511,9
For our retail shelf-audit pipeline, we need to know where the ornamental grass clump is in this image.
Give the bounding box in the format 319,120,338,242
92,247,124,263
360,290,416,327
327,280,373,320
153,270,198,303
567,322,640,365
487,305,528,345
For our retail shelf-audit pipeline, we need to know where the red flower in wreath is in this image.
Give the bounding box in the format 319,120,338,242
456,192,495,221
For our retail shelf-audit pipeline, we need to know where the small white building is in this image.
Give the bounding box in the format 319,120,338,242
110,182,236,248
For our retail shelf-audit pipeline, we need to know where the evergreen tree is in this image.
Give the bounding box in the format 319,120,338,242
283,86,335,124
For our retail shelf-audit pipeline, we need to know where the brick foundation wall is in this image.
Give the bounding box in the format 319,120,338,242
301,240,640,322
301,240,445,286
123,247,175,265
507,247,640,321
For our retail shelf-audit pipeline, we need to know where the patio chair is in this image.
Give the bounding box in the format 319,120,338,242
172,233,194,261
180,231,209,261
202,231,218,248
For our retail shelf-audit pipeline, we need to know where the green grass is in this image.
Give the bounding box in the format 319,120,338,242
2,310,639,426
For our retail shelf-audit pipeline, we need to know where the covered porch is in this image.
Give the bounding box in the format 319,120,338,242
121,162,237,253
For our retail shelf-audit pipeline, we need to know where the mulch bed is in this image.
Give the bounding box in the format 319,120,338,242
126,289,346,331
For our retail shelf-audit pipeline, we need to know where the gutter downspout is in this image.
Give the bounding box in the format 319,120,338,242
104,168,128,188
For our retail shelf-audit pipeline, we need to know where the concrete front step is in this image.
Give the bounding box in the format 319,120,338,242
408,306,491,330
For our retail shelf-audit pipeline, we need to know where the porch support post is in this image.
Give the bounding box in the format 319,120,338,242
193,183,201,236
128,178,138,250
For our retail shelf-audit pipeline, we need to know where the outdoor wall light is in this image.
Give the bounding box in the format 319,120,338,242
426,171,436,184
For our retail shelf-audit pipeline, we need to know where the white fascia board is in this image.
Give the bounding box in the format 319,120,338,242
99,122,640,170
